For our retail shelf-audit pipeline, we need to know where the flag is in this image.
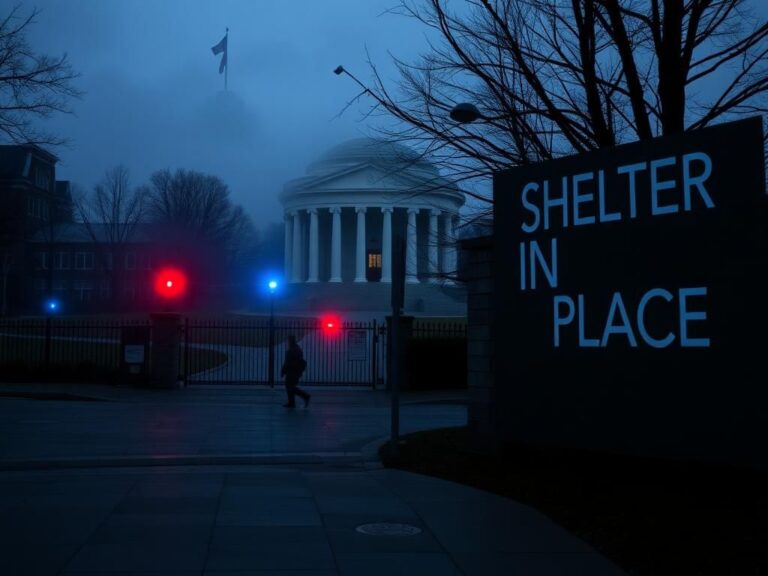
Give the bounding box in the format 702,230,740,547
211,33,227,74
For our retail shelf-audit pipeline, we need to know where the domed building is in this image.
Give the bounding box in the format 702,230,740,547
279,138,466,316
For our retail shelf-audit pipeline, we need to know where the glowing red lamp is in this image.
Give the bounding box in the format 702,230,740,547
154,267,187,299
321,314,341,335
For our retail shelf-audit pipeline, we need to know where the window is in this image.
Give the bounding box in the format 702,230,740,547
34,252,48,270
139,253,152,270
102,253,113,270
75,252,94,270
368,253,382,268
99,279,112,300
74,281,93,302
125,252,136,270
35,168,51,191
54,252,70,270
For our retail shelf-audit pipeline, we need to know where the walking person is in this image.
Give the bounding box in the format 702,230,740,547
281,335,311,408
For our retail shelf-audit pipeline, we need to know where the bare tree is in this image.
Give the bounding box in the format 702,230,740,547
75,166,146,307
0,5,82,146
77,166,145,246
338,0,768,203
144,168,256,265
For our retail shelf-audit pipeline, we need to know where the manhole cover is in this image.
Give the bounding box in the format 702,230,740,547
355,522,422,536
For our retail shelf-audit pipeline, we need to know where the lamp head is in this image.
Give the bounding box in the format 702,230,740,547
333,65,345,75
450,102,482,123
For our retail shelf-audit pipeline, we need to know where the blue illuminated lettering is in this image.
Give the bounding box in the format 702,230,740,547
616,162,645,219
521,182,541,233
553,295,575,347
543,178,568,231
572,172,596,226
529,238,558,290
650,157,679,215
600,292,638,347
637,288,675,348
679,287,710,347
682,152,714,211
597,170,620,223
577,294,600,347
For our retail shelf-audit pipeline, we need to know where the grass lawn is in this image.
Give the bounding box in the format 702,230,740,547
380,426,768,576
0,336,227,381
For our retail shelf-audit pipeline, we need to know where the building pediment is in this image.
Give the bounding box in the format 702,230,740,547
283,162,459,200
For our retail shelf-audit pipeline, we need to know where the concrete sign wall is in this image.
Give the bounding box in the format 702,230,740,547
493,117,767,467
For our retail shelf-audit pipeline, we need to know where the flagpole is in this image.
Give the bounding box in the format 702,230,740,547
225,27,228,91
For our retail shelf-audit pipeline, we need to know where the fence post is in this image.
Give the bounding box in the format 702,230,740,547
150,313,183,389
371,319,377,389
44,316,52,373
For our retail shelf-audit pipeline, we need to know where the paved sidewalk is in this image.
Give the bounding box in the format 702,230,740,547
0,465,625,575
0,384,466,468
0,383,626,575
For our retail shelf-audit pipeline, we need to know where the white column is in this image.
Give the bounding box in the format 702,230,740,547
307,208,319,282
291,210,302,282
406,208,419,283
329,207,342,282
381,207,393,283
428,209,440,282
284,213,292,280
442,213,457,281
355,207,367,282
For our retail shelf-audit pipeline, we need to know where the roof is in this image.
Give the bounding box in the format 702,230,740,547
306,138,438,178
283,138,465,207
0,144,58,179
29,223,160,244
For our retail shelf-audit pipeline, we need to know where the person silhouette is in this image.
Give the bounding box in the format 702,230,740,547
280,334,311,408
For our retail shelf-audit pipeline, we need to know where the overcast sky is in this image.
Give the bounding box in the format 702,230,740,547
23,0,434,228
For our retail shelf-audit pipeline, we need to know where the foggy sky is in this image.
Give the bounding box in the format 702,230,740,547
23,0,434,228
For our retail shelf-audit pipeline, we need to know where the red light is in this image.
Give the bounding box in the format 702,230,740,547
154,267,187,299
321,314,340,335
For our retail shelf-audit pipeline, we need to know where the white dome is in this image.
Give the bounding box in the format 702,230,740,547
306,138,438,177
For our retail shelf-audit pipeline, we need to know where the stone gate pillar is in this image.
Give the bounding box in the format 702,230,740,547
150,313,183,389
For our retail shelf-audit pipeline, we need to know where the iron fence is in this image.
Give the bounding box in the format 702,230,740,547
0,315,466,387
0,317,151,382
182,318,386,387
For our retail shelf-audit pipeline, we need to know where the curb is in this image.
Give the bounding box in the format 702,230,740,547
0,452,367,472
0,391,111,402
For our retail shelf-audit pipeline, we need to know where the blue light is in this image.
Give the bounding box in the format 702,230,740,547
45,299,60,313
268,280,278,292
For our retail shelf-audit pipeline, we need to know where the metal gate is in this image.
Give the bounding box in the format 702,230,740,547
181,318,386,387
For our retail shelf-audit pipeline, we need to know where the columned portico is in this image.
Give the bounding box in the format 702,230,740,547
284,214,293,280
442,213,457,278
406,208,419,283
354,207,367,283
281,138,465,293
291,211,302,282
329,207,342,282
428,209,440,282
381,207,393,283
307,208,319,282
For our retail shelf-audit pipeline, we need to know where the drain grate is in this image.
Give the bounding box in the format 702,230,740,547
355,522,422,536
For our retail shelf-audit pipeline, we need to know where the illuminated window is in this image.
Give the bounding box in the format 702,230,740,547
368,253,382,268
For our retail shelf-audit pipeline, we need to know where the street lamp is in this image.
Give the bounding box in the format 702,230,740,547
268,279,278,388
449,102,483,124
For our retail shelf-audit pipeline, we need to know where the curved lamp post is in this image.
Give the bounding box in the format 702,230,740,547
268,280,278,388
